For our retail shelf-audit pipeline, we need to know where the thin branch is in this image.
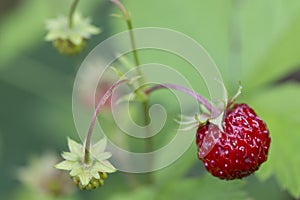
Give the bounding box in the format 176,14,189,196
84,79,128,163
145,83,219,118
69,0,79,28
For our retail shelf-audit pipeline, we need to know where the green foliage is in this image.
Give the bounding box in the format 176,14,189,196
250,84,300,198
1,0,300,199
109,175,248,200
109,0,300,198
241,0,300,91
154,144,196,187
159,175,248,200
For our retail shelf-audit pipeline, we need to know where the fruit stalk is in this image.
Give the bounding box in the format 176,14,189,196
145,83,219,118
84,79,128,164
69,0,79,29
111,0,144,84
111,0,153,184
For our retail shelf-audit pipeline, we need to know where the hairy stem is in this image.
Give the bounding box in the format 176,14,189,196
126,20,144,84
111,0,153,184
69,0,79,29
142,100,155,184
84,79,128,164
111,0,129,19
111,0,144,84
145,83,219,118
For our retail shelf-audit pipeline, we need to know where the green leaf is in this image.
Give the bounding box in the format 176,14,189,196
109,175,248,200
159,175,248,200
110,0,300,92
249,83,300,198
245,176,292,200
110,0,233,87
154,144,197,187
241,0,300,91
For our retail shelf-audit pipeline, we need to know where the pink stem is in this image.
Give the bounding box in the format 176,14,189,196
84,79,128,163
144,83,219,118
111,0,129,19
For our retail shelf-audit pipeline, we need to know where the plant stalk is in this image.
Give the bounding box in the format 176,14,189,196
69,0,79,29
145,83,219,118
111,0,154,184
142,100,154,184
126,20,144,84
84,79,128,164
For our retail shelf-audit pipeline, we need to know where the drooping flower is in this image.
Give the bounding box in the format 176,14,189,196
55,137,116,190
45,13,100,55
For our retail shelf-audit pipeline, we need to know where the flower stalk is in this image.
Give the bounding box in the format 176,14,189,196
84,79,128,163
111,0,153,184
145,83,219,118
111,0,144,84
69,0,80,28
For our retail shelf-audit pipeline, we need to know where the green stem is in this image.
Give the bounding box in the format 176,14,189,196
126,20,144,82
142,100,154,184
69,0,79,29
142,101,151,150
111,0,144,84
111,0,154,184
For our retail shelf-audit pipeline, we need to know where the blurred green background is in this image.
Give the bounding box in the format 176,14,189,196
1,0,300,199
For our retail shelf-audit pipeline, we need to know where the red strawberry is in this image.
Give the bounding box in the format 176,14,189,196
196,103,270,180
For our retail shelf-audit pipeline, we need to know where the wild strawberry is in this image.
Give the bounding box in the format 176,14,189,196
196,103,270,180
73,172,107,190
45,13,100,55
55,138,116,190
